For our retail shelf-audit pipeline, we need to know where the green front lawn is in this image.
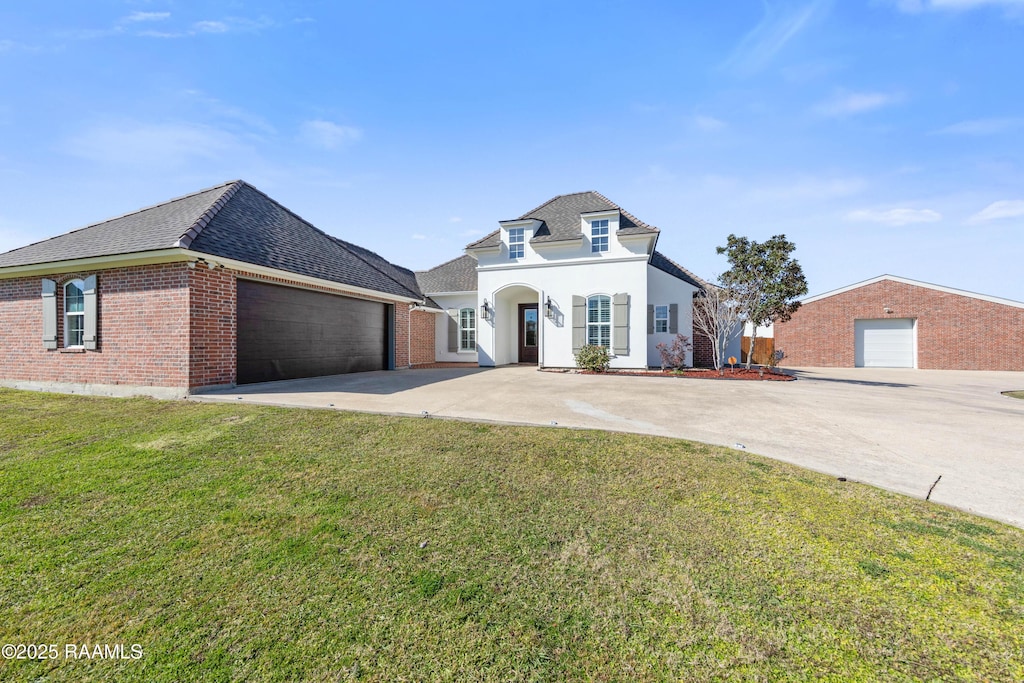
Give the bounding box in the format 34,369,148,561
1,389,1021,681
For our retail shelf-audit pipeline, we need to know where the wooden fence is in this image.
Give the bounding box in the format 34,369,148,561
740,337,776,365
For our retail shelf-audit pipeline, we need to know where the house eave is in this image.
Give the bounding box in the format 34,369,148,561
0,248,190,279
178,250,423,304
0,248,423,304
801,274,1024,310
529,237,584,248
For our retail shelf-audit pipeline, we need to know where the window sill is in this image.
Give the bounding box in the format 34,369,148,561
59,347,86,354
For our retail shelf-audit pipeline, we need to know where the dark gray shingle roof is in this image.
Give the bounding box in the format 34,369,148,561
0,182,237,267
415,254,477,293
186,184,421,299
466,191,659,249
650,251,708,291
0,180,423,301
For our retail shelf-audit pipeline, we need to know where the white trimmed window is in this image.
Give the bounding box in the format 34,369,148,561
591,219,609,253
587,294,611,347
654,305,669,333
459,307,476,351
64,279,85,348
508,228,525,259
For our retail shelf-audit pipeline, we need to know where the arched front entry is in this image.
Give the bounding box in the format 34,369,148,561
490,284,542,366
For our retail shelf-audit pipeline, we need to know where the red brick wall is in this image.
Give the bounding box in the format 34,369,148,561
692,330,714,368
393,302,410,369
775,279,1024,371
0,263,191,388
1,261,420,392
188,266,236,388
409,309,436,365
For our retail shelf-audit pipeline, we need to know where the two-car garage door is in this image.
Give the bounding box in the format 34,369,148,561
855,318,915,368
236,280,390,384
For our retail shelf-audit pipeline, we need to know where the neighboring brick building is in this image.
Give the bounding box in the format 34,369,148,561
775,275,1024,371
0,181,435,398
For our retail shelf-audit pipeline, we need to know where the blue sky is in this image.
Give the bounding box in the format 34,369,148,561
1,1,1022,300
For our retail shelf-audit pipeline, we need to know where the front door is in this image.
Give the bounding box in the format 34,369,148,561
518,304,539,364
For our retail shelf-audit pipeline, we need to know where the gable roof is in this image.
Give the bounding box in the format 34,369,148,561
650,251,708,291
0,180,423,301
803,274,1024,310
466,191,659,249
415,254,477,294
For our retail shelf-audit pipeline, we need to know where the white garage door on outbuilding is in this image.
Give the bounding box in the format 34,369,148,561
855,318,915,368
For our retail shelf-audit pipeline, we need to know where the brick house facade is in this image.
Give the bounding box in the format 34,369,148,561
0,262,425,397
775,275,1024,371
0,181,431,397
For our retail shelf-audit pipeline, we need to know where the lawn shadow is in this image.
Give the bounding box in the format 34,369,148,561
201,367,490,397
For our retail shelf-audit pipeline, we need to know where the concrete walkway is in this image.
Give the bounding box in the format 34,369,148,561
194,366,1024,528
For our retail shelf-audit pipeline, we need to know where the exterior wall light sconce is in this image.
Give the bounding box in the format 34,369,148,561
480,299,492,321
544,296,554,319
884,306,893,314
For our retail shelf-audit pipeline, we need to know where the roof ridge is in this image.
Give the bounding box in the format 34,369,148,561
328,234,423,299
0,179,240,260
517,190,598,219
234,183,423,299
174,181,244,249
803,273,1024,309
589,190,657,230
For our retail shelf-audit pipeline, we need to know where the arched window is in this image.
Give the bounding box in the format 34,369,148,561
459,307,476,351
587,295,611,348
64,279,86,348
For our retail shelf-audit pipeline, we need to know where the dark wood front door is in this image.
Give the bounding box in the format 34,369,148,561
518,304,539,364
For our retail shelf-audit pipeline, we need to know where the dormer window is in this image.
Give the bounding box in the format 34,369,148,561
591,219,609,253
509,227,525,259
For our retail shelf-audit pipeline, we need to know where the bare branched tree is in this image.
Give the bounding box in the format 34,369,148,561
691,281,748,372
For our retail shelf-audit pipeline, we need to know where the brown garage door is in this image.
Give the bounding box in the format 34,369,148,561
237,280,389,384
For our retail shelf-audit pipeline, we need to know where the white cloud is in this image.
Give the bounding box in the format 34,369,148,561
693,115,727,132
723,0,832,76
300,120,362,149
748,176,866,202
123,12,171,23
194,20,230,34
934,117,1024,135
814,91,903,117
966,200,1024,223
182,90,277,135
116,15,277,39
411,233,428,240
893,0,1024,12
62,121,243,167
845,207,942,225
448,216,463,223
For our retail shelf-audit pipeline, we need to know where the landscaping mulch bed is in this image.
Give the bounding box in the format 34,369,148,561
560,367,796,381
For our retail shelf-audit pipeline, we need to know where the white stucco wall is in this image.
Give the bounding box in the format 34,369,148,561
429,293,479,363
476,254,652,369
646,266,699,367
743,321,774,338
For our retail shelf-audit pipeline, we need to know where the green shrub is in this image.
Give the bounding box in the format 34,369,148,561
575,344,611,372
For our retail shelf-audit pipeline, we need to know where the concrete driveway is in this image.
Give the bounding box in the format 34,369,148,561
194,366,1024,528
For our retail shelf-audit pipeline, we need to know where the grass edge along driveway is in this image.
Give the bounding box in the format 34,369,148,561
1,388,1022,682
